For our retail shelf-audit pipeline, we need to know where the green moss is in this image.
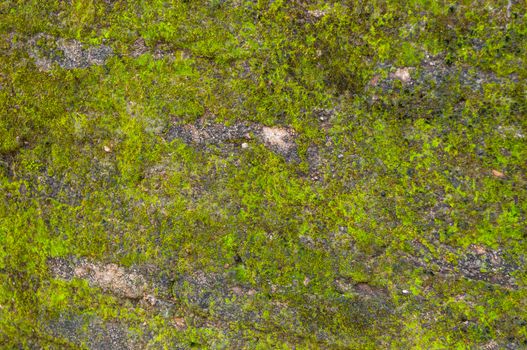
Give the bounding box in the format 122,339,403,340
1,0,526,348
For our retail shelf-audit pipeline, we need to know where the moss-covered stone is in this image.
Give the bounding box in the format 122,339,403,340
1,1,526,348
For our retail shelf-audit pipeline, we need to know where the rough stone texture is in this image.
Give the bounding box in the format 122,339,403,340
366,56,515,110
46,257,396,348
165,119,299,161
74,263,146,299
49,258,147,299
391,67,413,84
261,126,297,159
404,240,522,288
44,314,146,350
27,34,113,70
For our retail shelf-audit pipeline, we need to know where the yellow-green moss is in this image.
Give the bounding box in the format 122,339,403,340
1,1,526,348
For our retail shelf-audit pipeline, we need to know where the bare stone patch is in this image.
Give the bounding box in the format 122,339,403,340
404,240,522,288
45,313,145,350
74,262,147,299
391,67,413,83
165,120,298,161
28,34,113,71
49,258,146,299
261,126,296,153
367,57,512,100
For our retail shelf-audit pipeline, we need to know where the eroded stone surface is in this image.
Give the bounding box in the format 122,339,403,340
391,67,413,83
261,126,296,154
75,263,146,299
49,258,146,299
165,120,298,161
28,34,113,70
48,257,396,348
368,57,512,97
404,240,523,288
45,314,142,350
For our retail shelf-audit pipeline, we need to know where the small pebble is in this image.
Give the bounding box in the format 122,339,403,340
402,289,410,294
241,142,249,149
